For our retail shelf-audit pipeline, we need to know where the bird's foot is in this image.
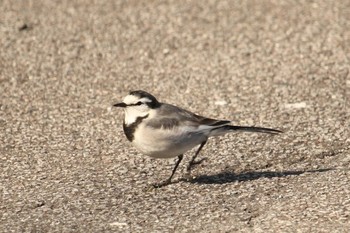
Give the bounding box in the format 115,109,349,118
152,178,172,188
186,158,207,172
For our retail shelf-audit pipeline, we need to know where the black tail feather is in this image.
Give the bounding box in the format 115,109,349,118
225,125,282,134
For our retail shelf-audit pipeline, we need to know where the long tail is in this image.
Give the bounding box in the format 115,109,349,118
209,125,282,136
226,125,282,134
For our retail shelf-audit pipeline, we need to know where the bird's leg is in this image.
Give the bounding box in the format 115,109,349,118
187,140,208,172
153,154,183,188
168,154,184,182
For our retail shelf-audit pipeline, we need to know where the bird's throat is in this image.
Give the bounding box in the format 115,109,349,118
123,114,149,141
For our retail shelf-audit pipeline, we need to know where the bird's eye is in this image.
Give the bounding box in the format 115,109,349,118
129,101,144,107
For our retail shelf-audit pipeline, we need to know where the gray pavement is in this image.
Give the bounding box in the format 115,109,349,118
1,0,349,232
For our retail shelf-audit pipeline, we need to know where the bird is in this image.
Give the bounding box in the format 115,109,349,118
113,90,282,187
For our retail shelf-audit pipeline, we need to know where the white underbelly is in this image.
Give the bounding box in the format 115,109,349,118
132,126,207,158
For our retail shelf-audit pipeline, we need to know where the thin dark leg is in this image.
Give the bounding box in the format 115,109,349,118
153,154,183,188
187,140,207,172
168,154,184,182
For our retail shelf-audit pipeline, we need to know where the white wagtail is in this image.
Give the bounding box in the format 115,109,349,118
113,90,282,187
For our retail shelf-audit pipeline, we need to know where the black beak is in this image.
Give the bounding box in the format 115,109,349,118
113,102,127,108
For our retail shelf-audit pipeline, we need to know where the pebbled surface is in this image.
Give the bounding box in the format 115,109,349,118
1,0,349,232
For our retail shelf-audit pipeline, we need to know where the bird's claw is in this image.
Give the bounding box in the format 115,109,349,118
186,157,207,172
152,179,172,188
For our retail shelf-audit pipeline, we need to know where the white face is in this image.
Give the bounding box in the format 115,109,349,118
123,94,152,125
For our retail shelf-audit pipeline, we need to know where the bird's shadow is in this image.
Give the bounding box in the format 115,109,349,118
186,168,334,184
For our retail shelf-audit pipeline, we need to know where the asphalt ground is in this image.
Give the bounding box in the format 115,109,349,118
1,0,350,232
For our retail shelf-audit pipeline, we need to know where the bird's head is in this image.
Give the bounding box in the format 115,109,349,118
113,90,160,124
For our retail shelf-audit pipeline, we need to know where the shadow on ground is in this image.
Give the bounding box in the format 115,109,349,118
188,168,334,184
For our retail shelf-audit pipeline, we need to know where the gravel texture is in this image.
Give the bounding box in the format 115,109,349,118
1,0,350,232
